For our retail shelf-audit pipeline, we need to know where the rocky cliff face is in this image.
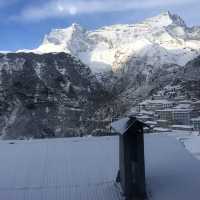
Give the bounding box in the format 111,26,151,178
0,53,115,139
180,56,200,98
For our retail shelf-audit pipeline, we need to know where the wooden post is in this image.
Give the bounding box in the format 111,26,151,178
112,117,147,200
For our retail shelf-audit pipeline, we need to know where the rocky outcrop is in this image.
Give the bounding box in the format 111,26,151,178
0,52,113,139
181,56,200,98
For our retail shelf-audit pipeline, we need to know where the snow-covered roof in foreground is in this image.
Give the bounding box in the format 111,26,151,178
0,135,200,200
145,135,200,200
0,137,121,200
181,136,200,160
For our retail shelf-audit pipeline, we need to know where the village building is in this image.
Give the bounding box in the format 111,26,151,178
152,94,164,100
191,117,200,131
163,85,183,98
192,100,200,112
156,119,170,128
174,103,191,109
137,115,153,122
172,109,193,125
155,109,173,123
145,120,158,127
156,109,194,125
153,127,171,132
138,99,174,112
178,100,193,105
174,96,188,102
171,125,193,131
136,97,200,131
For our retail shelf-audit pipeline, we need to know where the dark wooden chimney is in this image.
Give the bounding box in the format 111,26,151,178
112,116,147,200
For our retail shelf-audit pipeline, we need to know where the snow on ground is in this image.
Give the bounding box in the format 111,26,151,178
0,133,200,199
179,135,200,160
151,130,200,160
145,135,200,200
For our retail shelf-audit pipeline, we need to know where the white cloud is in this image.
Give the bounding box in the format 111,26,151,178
15,0,198,21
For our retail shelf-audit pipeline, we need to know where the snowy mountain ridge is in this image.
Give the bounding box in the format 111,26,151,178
19,11,200,74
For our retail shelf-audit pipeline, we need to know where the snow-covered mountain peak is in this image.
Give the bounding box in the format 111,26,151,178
71,23,84,31
143,11,186,28
21,12,200,74
43,23,85,44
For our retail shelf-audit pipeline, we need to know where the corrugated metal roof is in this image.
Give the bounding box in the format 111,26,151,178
0,137,122,200
1,135,200,200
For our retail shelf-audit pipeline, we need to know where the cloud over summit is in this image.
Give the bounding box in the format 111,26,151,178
13,0,198,21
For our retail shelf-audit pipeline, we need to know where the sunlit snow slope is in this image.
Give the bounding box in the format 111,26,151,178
21,12,200,74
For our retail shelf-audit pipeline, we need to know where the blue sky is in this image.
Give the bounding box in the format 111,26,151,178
0,0,200,51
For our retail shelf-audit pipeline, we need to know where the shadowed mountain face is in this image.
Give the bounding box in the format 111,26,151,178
0,53,114,139
180,56,200,98
0,52,199,139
